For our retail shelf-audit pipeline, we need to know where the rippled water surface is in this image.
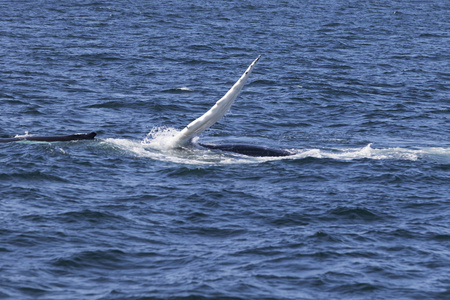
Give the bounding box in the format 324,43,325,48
1,1,449,299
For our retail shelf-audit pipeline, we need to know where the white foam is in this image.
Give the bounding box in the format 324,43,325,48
14,131,33,138
177,87,194,91
142,127,180,150
288,144,421,161
421,147,450,164
101,129,450,165
288,144,450,163
103,137,251,165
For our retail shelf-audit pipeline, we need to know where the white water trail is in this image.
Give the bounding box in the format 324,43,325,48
101,129,450,166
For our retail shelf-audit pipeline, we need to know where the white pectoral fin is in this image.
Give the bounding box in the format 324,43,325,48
170,55,261,147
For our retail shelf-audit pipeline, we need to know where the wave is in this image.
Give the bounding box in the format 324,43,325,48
161,87,195,93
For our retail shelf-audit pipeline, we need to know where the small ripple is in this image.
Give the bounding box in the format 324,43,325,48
181,58,215,65
308,231,343,243
324,207,383,222
330,282,382,294
250,79,278,86
161,86,195,93
18,286,48,297
176,225,247,238
233,245,285,257
268,213,310,227
186,44,215,51
433,234,450,241
0,247,11,253
0,171,69,182
52,249,127,269
8,232,56,248
57,209,127,225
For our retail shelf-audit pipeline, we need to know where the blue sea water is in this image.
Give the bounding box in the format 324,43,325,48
1,0,449,299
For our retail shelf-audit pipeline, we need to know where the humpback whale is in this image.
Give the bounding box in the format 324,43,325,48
0,132,96,143
169,55,293,157
197,143,292,157
2,56,293,157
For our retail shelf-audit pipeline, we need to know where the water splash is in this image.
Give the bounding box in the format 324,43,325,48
142,127,180,150
100,127,450,165
289,144,421,161
14,131,32,138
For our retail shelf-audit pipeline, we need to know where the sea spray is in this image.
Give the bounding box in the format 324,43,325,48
142,127,181,150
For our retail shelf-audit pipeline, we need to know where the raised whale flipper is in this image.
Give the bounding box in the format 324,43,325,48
169,55,261,148
0,132,97,143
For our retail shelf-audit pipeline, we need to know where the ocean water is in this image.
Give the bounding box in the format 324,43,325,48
1,0,449,299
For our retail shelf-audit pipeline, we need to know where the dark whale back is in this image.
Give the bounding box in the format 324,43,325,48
198,143,292,157
0,132,96,143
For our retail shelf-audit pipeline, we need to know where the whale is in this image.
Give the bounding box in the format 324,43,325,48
2,56,293,157
0,132,96,143
1,131,291,156
169,55,293,157
197,142,292,157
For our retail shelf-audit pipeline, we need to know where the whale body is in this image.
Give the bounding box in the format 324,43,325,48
3,57,293,157
170,55,293,157
198,143,292,157
0,132,96,143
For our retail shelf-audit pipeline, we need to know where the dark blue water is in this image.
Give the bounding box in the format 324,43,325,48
1,1,449,299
